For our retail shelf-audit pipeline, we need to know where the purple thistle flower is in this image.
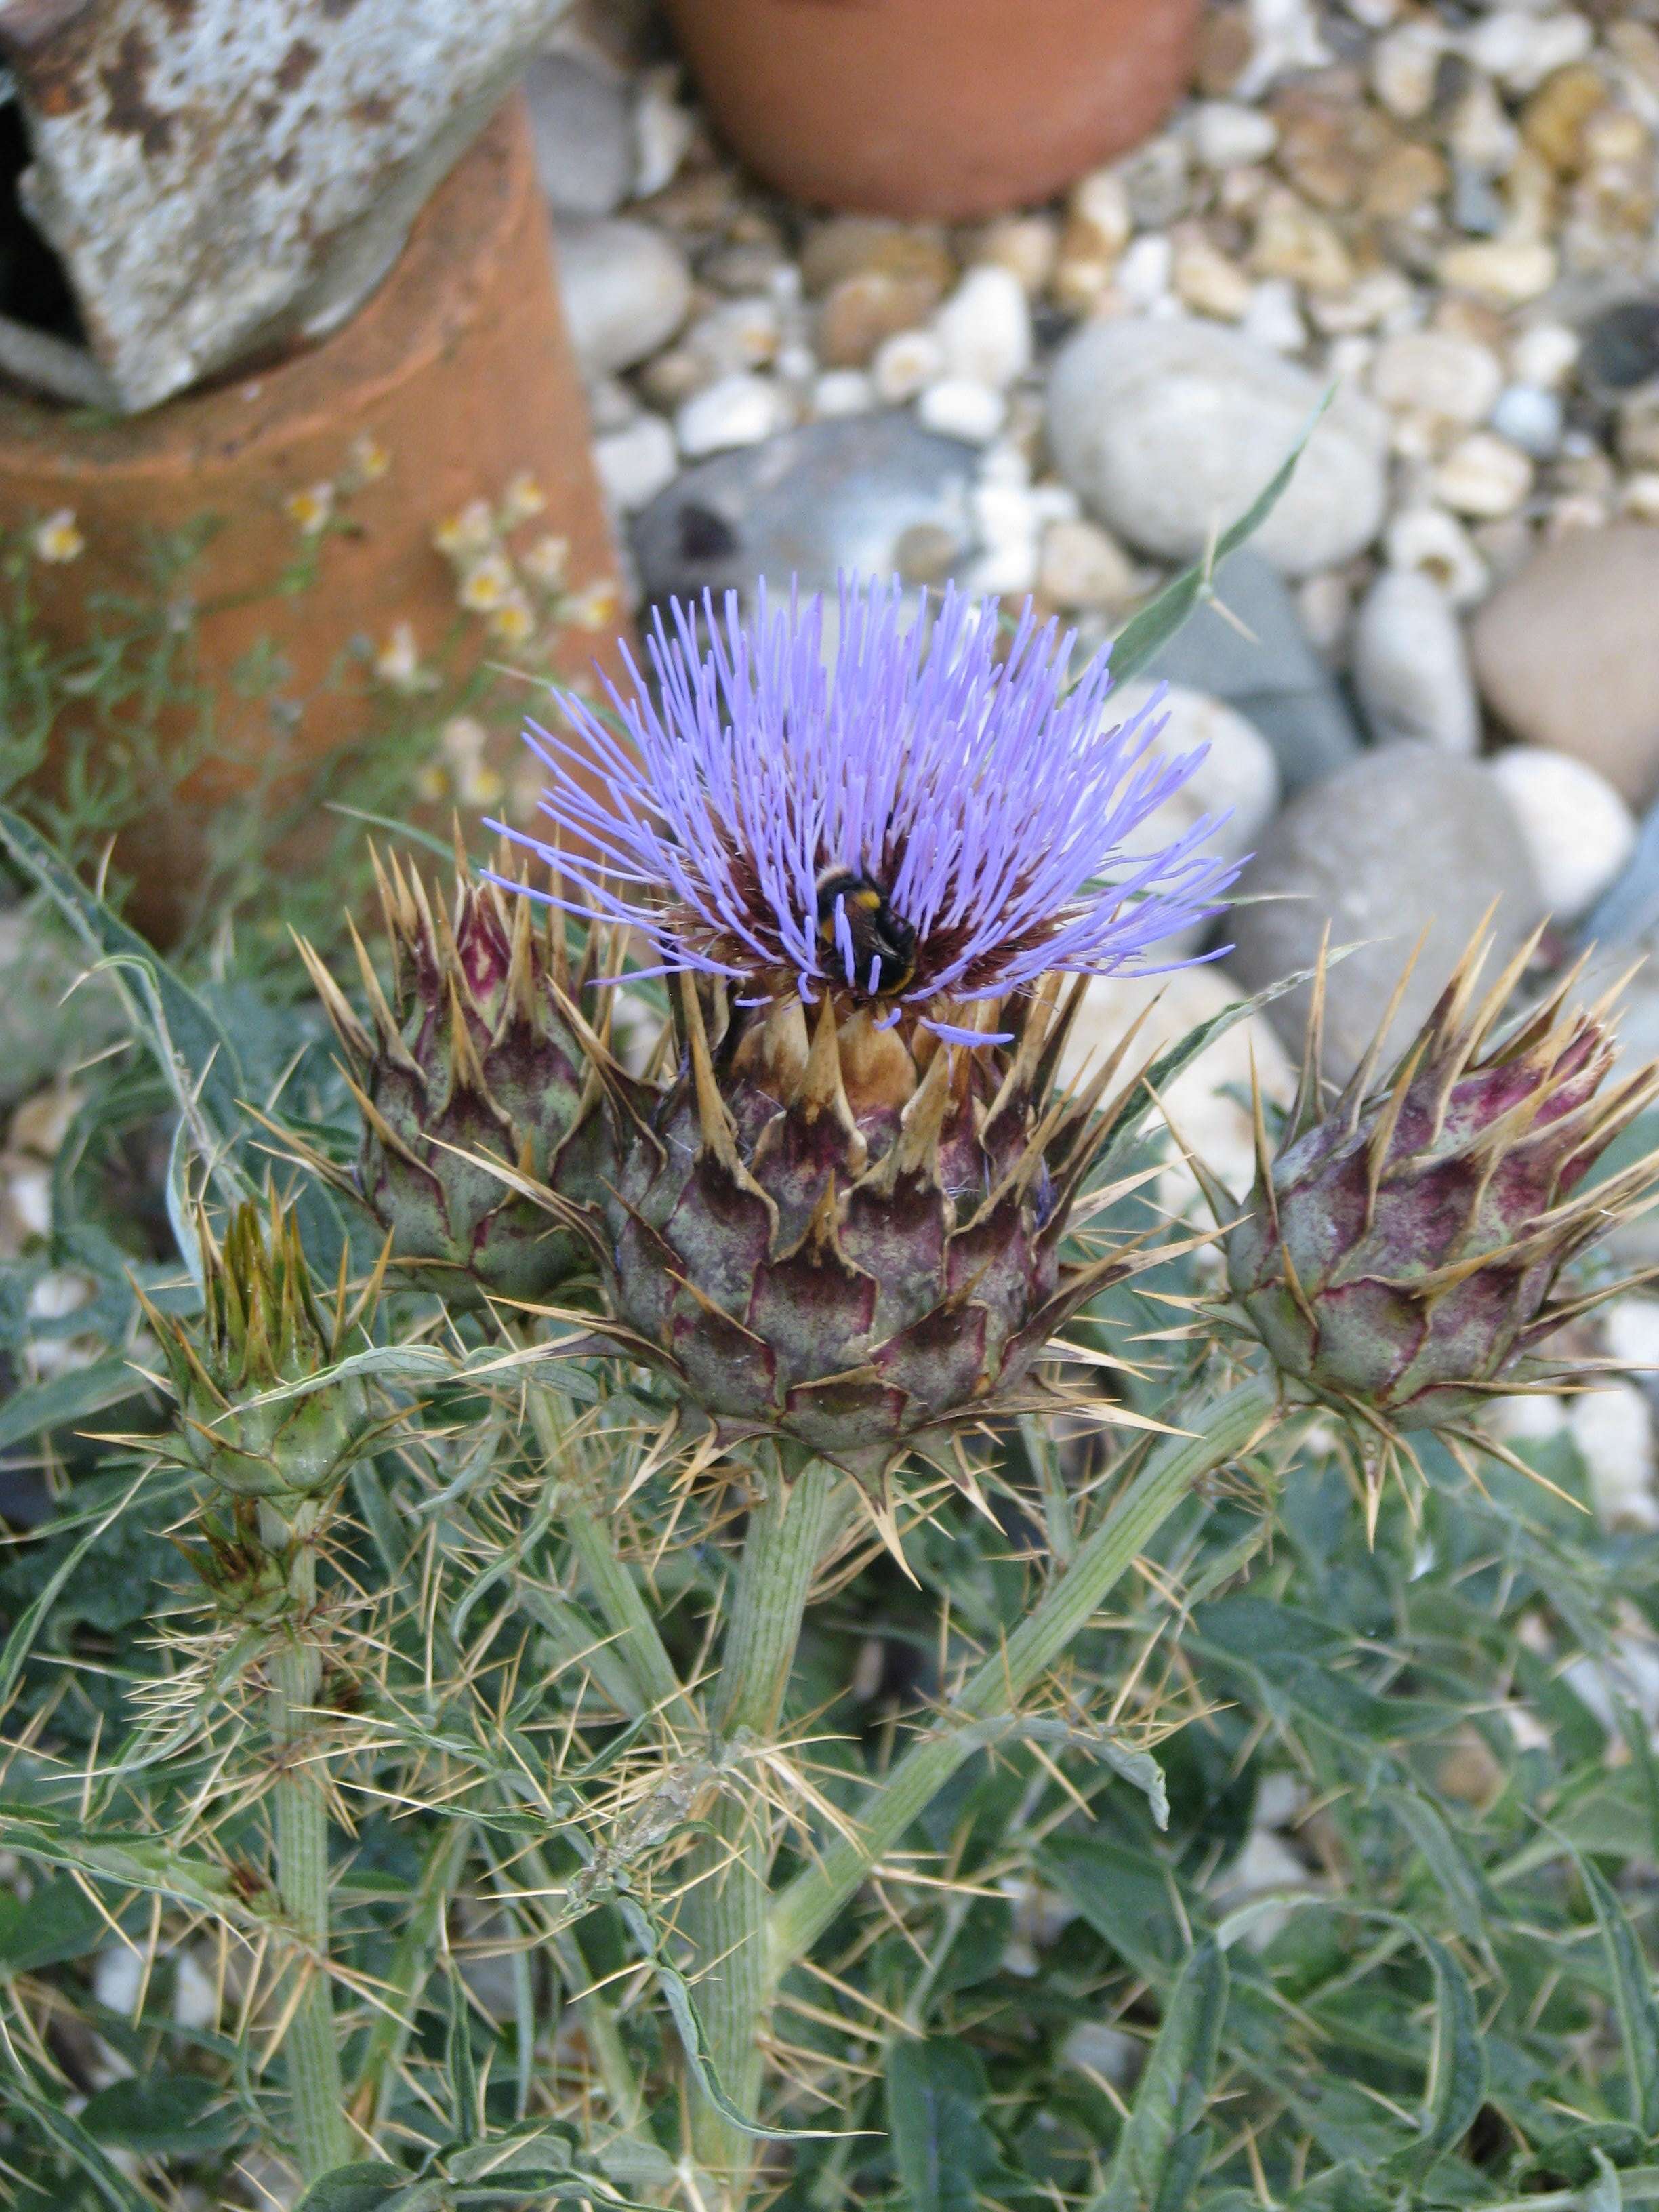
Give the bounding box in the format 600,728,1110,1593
491,577,1238,1042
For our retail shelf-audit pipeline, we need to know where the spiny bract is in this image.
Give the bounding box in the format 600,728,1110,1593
600,978,1161,1481
145,1200,382,1501
298,848,615,1304
1227,934,1659,1435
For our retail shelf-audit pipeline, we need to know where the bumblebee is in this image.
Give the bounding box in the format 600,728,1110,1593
815,869,917,998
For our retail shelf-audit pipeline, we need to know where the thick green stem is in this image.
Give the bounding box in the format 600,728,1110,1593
263,1507,352,2184
525,1380,687,1719
687,1458,842,2195
766,1376,1279,1980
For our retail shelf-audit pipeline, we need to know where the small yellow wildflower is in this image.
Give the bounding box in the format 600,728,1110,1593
567,578,622,631
348,432,391,483
285,481,335,535
438,718,504,807
33,509,85,563
415,762,449,803
457,760,506,807
434,499,495,559
521,532,570,590
487,594,537,647
459,553,515,613
374,621,422,691
501,471,547,524
441,714,489,766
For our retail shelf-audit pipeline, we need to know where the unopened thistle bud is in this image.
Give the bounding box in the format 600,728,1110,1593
298,847,614,1304
1226,934,1659,1435
146,1200,384,1501
493,579,1239,1489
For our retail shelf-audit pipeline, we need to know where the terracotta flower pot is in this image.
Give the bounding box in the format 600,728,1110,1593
661,0,1203,220
0,93,628,944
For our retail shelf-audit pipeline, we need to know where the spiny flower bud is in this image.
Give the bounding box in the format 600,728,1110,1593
298,846,613,1304
1226,934,1659,1435
146,1200,384,1501
602,977,1144,1488
494,578,1238,1496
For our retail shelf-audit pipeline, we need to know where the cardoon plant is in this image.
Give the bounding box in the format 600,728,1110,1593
17,536,1659,2212
488,578,1251,2183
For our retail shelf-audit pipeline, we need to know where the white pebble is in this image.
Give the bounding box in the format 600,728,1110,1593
1233,0,1333,100
1370,331,1503,424
1240,278,1309,354
1603,1296,1659,1378
1309,268,1414,338
1434,431,1535,518
586,374,638,433
1490,383,1563,459
812,368,874,417
1371,18,1448,118
871,327,946,404
1038,517,1141,611
1466,9,1595,94
1439,237,1559,307
685,295,782,375
1571,1382,1659,1532
94,1944,145,2016
1062,2020,1141,2083
1109,678,1282,872
1488,745,1638,919
1488,1392,1569,1445
1352,568,1481,752
1446,73,1520,172
173,1948,218,2030
933,264,1033,392
1297,569,1353,656
1069,168,1133,260
1188,100,1279,169
632,66,695,197
1385,504,1491,606
674,373,792,458
1509,321,1580,391
594,413,679,511
1173,236,1254,321
1116,233,1174,308
917,377,1007,443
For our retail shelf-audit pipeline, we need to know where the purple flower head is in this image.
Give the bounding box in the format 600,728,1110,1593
490,577,1240,1045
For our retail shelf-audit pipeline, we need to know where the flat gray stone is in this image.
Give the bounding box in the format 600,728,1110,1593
1228,750,1544,1078
1141,551,1362,794
630,411,981,615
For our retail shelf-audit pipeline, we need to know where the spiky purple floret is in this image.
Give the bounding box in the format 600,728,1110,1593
490,577,1239,1040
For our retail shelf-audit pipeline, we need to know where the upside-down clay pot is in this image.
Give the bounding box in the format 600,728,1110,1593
0,94,628,944
661,0,1203,220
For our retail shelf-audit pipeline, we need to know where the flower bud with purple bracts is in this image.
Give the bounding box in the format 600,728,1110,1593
1226,933,1659,1437
144,1200,384,1502
298,848,613,1305
495,578,1240,1489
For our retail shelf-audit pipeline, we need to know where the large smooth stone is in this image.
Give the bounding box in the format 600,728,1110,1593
1228,750,1544,1077
1140,550,1362,793
525,54,637,217
556,216,692,377
631,411,979,612
1048,319,1389,578
1469,525,1659,805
